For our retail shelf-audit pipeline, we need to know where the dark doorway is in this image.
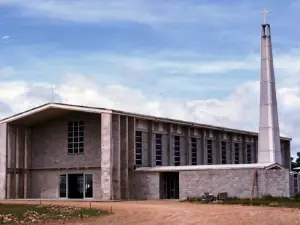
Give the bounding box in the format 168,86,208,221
68,174,84,199
160,172,179,199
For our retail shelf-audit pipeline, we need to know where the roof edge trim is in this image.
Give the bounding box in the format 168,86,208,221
0,103,111,124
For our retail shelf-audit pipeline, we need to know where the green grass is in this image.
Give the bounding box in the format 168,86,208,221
184,195,300,209
0,203,109,224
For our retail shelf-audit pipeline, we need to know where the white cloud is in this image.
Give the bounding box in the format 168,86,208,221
0,0,253,26
0,67,15,77
0,73,300,157
1,35,9,40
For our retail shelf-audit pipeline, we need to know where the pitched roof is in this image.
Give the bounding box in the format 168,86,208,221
0,102,292,140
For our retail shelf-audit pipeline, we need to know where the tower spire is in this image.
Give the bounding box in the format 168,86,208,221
257,13,282,165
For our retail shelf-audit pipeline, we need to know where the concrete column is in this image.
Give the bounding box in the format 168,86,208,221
101,113,113,200
15,127,19,199
239,137,244,164
128,117,135,199
227,133,232,164
185,127,190,165
24,127,31,199
168,124,173,166
202,129,206,165
120,116,128,199
254,137,258,163
16,126,25,199
0,123,7,199
215,131,220,164
112,115,121,200
196,138,201,165
148,121,153,167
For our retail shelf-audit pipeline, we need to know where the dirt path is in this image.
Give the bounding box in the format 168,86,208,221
2,200,300,225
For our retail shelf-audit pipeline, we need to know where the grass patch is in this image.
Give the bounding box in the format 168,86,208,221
0,203,109,224
184,195,300,209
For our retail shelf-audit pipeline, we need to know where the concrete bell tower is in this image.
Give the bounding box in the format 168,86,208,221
257,10,282,165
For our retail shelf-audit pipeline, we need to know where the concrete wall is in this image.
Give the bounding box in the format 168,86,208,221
134,119,291,169
179,168,290,199
30,169,101,199
0,123,7,199
31,112,102,169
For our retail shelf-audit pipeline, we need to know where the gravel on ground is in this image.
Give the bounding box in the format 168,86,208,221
1,200,300,225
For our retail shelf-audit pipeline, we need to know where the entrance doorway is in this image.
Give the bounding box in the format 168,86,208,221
68,174,84,199
160,172,179,199
59,173,93,199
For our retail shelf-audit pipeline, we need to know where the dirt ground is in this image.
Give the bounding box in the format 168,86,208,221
2,200,300,225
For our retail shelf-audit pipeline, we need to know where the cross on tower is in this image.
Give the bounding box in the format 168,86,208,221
259,9,271,24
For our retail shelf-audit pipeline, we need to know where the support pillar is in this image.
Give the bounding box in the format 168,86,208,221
201,129,206,165
112,115,121,200
0,123,7,199
215,131,221,164
24,127,31,199
120,116,128,199
101,113,113,200
185,127,190,165
148,121,153,167
128,117,135,199
168,124,173,166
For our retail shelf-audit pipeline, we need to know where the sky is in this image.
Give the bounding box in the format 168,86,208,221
0,0,300,157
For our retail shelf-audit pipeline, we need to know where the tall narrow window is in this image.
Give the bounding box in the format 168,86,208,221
234,143,240,164
68,121,84,154
206,140,212,165
155,133,162,166
221,141,227,164
174,136,180,166
246,144,252,163
191,138,197,165
135,131,142,166
59,174,67,198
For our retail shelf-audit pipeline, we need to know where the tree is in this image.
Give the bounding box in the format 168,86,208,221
291,157,297,170
291,153,300,171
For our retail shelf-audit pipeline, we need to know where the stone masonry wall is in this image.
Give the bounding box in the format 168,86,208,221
129,172,160,200
30,169,101,199
179,168,290,200
31,112,101,169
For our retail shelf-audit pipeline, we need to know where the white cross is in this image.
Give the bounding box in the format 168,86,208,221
259,9,271,24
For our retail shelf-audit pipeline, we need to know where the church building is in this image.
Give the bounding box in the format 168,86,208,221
0,19,293,200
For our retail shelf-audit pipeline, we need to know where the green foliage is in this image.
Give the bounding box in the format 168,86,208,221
185,195,300,208
0,204,108,224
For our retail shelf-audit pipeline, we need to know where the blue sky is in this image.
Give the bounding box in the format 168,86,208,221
0,0,299,98
1,0,300,155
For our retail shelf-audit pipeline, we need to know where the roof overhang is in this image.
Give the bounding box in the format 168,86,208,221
135,163,284,172
0,103,111,126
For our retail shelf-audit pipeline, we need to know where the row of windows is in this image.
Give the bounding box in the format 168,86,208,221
134,132,255,166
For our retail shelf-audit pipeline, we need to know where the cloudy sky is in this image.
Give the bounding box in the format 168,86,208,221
0,0,300,156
